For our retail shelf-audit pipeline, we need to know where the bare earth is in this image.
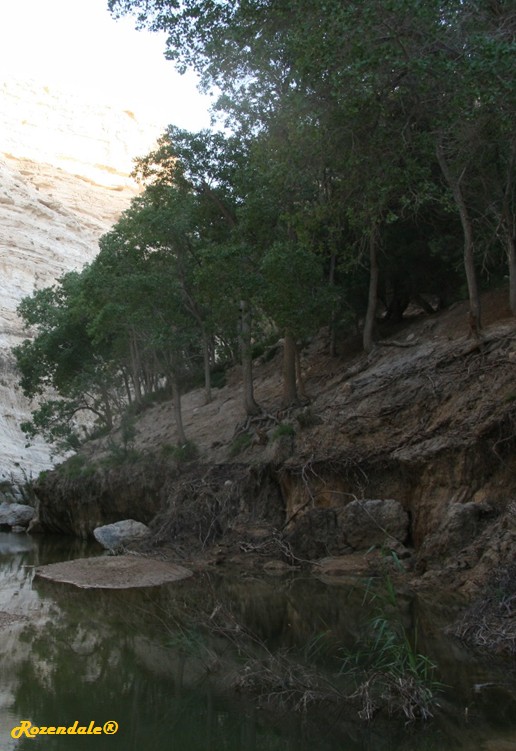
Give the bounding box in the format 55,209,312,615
35,555,193,589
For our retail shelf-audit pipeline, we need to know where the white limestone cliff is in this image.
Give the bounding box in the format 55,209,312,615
0,77,163,483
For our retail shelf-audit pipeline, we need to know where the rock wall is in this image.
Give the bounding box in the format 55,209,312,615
0,77,162,482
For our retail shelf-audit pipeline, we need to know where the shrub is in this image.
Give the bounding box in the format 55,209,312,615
161,440,199,463
229,432,252,457
59,454,97,479
272,422,295,441
339,577,442,721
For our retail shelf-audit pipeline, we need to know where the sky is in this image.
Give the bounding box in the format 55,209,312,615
0,0,212,131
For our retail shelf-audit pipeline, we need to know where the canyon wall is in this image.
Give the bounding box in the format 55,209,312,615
0,77,163,483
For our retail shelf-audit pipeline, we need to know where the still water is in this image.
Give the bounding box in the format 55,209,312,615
0,532,515,751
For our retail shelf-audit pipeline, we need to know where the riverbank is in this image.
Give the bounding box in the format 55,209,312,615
29,289,515,603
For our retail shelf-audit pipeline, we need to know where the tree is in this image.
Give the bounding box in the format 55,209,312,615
260,241,335,405
133,127,264,415
14,271,120,451
87,213,202,444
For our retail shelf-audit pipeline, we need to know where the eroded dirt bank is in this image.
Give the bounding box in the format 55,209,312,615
32,291,516,602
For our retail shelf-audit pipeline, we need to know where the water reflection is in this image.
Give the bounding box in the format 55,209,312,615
0,533,514,751
0,532,35,556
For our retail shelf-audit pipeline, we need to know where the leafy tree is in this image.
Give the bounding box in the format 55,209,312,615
133,127,264,415
14,271,120,451
86,213,202,444
260,241,335,405
111,0,515,337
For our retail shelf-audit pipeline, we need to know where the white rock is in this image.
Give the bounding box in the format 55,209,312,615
93,520,150,551
0,501,34,528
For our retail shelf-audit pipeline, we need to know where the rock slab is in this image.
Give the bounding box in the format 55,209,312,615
35,556,193,590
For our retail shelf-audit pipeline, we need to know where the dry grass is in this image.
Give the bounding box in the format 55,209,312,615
451,563,516,656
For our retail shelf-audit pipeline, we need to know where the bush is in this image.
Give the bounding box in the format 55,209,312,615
161,440,199,463
272,422,295,441
229,432,252,457
339,577,442,721
59,454,97,479
101,444,143,467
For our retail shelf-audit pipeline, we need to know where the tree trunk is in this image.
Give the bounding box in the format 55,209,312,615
239,300,260,416
281,330,298,407
507,232,516,316
129,335,143,403
201,327,212,403
122,368,132,405
170,372,187,445
363,225,379,353
436,140,481,335
295,343,309,401
328,251,337,357
99,384,113,431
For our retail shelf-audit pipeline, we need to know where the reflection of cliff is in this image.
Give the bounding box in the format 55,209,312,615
0,78,162,481
5,565,266,751
0,537,50,751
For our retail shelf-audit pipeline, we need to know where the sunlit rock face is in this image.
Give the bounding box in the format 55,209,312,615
0,77,162,483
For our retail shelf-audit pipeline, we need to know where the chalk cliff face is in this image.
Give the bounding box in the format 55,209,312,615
0,78,162,483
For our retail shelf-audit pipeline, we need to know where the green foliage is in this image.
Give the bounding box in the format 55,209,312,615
110,0,515,325
14,269,124,452
99,411,142,466
228,432,252,457
21,402,82,454
160,440,199,463
340,577,442,721
209,364,226,390
260,242,337,339
272,423,295,441
101,443,144,468
58,454,97,479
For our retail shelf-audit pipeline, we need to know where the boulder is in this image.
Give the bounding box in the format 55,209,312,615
285,508,349,560
93,520,150,552
416,501,493,570
339,499,409,550
431,503,483,552
0,502,34,529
